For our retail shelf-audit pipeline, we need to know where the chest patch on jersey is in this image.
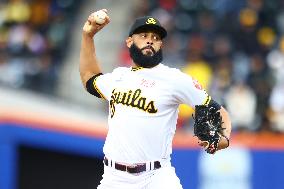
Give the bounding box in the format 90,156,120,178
109,88,158,118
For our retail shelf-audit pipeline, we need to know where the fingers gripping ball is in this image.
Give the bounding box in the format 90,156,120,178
94,10,107,25
193,105,224,154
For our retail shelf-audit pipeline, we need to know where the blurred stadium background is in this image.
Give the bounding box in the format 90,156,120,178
0,0,284,189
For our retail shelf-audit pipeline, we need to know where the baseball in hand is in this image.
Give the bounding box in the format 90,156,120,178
94,10,107,25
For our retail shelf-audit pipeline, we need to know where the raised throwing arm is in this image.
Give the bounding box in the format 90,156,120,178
79,9,110,89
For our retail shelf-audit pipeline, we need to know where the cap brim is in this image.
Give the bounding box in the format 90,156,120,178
130,25,167,39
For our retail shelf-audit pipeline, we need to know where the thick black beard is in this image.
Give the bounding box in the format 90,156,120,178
129,43,163,68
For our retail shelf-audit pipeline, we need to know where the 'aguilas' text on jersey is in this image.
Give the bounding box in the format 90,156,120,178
110,88,158,118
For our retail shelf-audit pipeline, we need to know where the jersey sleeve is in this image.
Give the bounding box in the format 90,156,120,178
86,68,122,101
172,70,211,107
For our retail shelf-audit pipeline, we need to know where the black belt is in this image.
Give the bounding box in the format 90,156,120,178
103,157,161,174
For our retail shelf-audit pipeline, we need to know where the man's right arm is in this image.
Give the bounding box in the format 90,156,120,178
79,9,110,89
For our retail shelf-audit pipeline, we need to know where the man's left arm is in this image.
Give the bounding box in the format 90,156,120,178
217,106,232,150
172,72,232,152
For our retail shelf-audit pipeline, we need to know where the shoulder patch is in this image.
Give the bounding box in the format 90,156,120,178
192,78,203,90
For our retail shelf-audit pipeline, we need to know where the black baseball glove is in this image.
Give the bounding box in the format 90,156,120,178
193,104,224,154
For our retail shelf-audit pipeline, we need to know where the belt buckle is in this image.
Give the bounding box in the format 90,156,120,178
126,165,137,174
126,165,134,173
126,165,133,173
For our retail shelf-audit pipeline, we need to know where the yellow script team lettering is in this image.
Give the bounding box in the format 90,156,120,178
110,88,158,118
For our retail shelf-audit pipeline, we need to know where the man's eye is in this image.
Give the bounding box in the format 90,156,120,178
140,33,147,37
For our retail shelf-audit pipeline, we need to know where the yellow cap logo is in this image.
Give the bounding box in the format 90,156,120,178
146,18,157,24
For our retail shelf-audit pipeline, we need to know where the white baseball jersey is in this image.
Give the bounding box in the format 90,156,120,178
92,64,210,164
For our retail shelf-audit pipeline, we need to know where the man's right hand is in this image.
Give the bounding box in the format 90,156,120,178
83,9,110,38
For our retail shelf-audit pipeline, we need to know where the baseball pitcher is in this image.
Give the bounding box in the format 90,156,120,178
80,9,232,189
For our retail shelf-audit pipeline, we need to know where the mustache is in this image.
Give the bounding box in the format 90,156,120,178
141,45,155,53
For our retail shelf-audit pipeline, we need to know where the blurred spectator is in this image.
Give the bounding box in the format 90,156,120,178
197,11,217,40
234,8,259,55
0,55,25,88
224,82,257,131
7,24,29,54
257,26,276,55
210,56,232,103
267,36,284,132
183,34,212,90
5,0,31,24
29,0,50,27
269,84,284,132
232,53,250,84
247,53,274,122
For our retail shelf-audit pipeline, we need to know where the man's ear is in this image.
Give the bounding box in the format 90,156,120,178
126,37,133,48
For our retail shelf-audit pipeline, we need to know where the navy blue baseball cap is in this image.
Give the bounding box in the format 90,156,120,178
128,16,167,39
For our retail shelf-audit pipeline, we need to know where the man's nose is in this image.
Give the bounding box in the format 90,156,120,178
147,40,153,45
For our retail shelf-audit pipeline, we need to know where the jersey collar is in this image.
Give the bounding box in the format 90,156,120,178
130,64,161,71
131,67,144,71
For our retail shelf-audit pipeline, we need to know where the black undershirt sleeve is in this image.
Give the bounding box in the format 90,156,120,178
208,99,221,110
86,73,104,98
